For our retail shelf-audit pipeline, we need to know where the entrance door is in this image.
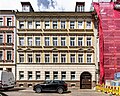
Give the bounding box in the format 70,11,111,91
80,72,92,89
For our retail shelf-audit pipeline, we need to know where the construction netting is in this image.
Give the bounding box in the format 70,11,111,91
93,1,120,84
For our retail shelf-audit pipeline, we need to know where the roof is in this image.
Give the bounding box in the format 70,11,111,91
0,10,15,14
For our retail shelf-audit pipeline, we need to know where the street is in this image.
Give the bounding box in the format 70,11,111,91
0,87,110,96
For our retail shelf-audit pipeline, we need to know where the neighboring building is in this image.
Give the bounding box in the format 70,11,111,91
0,10,16,77
15,2,98,89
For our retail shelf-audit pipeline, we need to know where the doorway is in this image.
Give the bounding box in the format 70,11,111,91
80,72,92,89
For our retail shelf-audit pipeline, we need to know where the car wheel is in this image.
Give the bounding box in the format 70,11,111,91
57,88,63,94
35,87,42,93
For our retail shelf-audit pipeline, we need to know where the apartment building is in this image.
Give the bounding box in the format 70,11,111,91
15,2,98,89
0,10,16,77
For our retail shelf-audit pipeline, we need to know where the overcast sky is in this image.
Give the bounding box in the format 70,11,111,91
0,0,101,12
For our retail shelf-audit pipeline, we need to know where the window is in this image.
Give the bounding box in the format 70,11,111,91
28,71,32,80
70,21,75,29
7,51,11,60
7,18,12,26
19,37,24,46
53,21,57,29
28,21,32,29
36,71,40,80
7,35,12,43
87,37,92,46
19,71,24,80
45,37,50,46
53,71,58,80
28,54,32,63
61,54,66,63
0,18,3,26
0,51,3,60
78,54,83,63
45,54,50,63
53,37,58,46
61,21,65,29
36,54,40,63
35,21,40,29
78,21,83,29
70,37,75,46
19,21,24,29
27,37,32,46
35,37,40,46
53,54,58,63
0,35,3,44
77,5,84,12
61,71,66,80
70,54,75,63
71,71,75,80
45,71,50,80
61,37,66,46
87,54,92,63
78,37,83,46
19,54,24,63
45,21,50,29
86,21,91,29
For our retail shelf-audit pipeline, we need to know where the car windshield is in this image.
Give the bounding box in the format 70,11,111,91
43,80,52,84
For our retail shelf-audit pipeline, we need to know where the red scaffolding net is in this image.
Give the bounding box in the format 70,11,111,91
93,1,120,84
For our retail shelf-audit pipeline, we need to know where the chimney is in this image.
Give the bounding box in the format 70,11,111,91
21,2,34,12
75,2,85,12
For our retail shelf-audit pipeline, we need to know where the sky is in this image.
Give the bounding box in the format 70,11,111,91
0,0,105,12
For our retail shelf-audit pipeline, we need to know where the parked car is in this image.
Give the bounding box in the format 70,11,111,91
33,80,68,94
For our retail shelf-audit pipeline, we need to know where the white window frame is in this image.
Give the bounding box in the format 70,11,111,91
36,54,41,63
61,71,66,80
61,37,66,46
0,34,3,44
27,37,32,46
7,34,12,43
44,37,50,46
70,37,75,46
28,71,32,80
53,54,58,63
19,37,24,46
70,54,76,63
0,51,3,60
28,21,33,29
53,20,57,29
35,37,40,46
6,17,12,26
86,21,92,29
53,71,58,80
19,71,24,80
87,36,92,46
28,54,33,63
35,21,40,29
61,20,66,29
87,54,93,63
45,54,50,63
45,21,50,29
19,21,24,29
78,36,83,46
19,54,24,63
6,51,12,60
71,71,76,80
61,54,66,63
70,21,75,29
0,17,3,26
78,21,84,29
36,71,40,80
78,54,83,63
53,37,58,46
45,71,50,80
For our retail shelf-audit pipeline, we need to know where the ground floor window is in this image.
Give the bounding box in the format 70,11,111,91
19,71,24,80
61,71,66,80
53,71,58,80
45,71,50,80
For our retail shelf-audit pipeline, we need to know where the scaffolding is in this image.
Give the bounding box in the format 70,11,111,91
93,0,120,84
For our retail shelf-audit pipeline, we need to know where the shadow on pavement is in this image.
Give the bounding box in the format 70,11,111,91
0,87,26,92
0,92,8,96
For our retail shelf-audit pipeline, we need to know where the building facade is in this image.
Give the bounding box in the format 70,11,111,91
15,2,98,88
0,10,16,77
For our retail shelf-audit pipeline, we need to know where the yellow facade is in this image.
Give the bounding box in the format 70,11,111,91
16,12,97,88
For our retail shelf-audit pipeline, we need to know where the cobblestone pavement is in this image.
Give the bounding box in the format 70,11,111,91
0,87,110,96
